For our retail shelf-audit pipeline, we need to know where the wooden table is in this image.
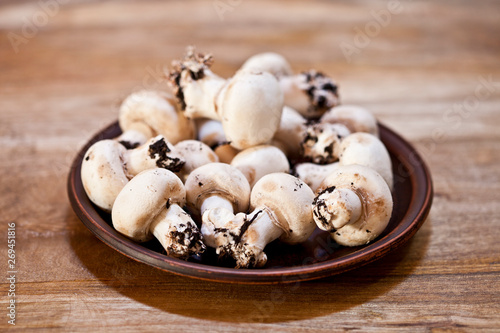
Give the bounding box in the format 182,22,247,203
1,0,499,331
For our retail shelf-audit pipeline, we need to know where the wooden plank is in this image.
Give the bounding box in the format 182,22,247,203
0,0,499,331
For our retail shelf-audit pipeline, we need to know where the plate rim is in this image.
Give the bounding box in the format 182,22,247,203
67,121,433,284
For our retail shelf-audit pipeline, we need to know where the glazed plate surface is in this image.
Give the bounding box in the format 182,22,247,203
67,122,433,284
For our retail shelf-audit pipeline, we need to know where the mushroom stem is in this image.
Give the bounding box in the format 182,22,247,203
168,47,225,119
150,203,205,259
313,187,362,232
200,195,234,215
231,208,284,268
199,196,237,248
202,207,284,268
201,207,238,249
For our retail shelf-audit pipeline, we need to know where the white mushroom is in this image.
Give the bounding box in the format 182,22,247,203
271,106,352,163
313,164,393,246
217,69,284,149
81,136,185,212
240,52,293,78
124,135,185,177
81,140,129,212
112,168,205,259
301,122,351,164
184,162,250,216
203,173,315,268
169,48,284,150
168,47,225,120
184,163,251,247
296,132,393,191
338,132,393,189
271,106,307,159
239,53,339,119
196,118,225,145
294,162,340,192
174,139,219,182
320,105,379,137
116,90,195,148
272,106,356,164
230,145,290,188
279,70,340,119
196,118,240,164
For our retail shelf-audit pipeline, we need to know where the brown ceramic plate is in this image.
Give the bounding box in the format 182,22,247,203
67,121,433,284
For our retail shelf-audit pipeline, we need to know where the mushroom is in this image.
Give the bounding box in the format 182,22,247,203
320,105,379,137
293,162,340,192
301,122,351,164
230,145,290,188
216,69,284,149
313,164,393,246
81,140,129,212
279,70,340,119
240,52,293,78
169,47,284,150
112,168,205,259
81,136,185,212
116,90,195,148
271,106,353,163
202,173,315,268
168,47,226,120
271,106,307,159
196,118,225,145
196,118,239,164
338,132,393,189
173,139,219,182
124,135,185,177
184,163,251,247
239,53,339,119
296,132,393,191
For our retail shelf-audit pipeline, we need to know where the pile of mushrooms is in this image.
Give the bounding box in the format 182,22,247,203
80,47,394,268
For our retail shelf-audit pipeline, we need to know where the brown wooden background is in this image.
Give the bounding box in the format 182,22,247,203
1,0,499,331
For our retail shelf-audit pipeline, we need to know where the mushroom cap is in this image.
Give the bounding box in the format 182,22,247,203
81,140,129,212
250,173,315,244
320,105,379,137
213,144,240,164
195,119,240,163
230,145,290,187
119,90,195,145
116,124,152,149
294,162,340,192
279,75,310,116
272,106,307,158
218,70,284,150
338,132,393,189
316,164,393,246
185,162,251,214
240,52,293,78
112,168,186,242
174,139,219,180
196,119,226,147
280,70,340,119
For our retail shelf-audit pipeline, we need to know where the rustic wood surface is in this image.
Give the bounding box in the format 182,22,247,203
1,0,499,331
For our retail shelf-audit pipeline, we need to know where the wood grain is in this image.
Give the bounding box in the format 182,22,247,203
1,0,499,331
